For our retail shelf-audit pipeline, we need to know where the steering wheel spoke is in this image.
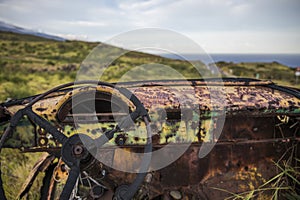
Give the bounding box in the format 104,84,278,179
60,163,80,200
0,109,25,149
25,108,68,144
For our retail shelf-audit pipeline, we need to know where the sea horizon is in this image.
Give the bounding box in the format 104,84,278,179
160,53,300,68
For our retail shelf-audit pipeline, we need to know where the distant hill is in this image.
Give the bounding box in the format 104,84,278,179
0,30,207,101
214,61,298,87
0,21,65,41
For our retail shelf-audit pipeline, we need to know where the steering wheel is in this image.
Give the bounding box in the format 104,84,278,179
0,81,152,200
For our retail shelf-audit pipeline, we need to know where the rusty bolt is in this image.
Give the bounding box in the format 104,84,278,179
73,145,84,155
90,185,104,198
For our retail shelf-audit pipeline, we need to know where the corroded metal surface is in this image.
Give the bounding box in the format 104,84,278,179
0,79,300,199
2,79,300,116
132,85,300,113
92,115,299,199
2,79,299,148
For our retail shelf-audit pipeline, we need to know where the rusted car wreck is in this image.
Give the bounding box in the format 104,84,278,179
0,78,299,199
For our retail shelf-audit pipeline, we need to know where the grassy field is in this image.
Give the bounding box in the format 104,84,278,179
0,31,209,101
0,31,96,100
215,61,299,88
1,31,298,102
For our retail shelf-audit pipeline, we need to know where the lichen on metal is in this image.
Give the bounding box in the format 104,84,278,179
0,78,299,199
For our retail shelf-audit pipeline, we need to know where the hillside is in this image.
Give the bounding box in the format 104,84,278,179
0,21,65,41
214,61,299,87
0,31,298,102
0,31,208,101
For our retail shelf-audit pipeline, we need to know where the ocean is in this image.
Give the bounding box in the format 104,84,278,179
160,54,300,68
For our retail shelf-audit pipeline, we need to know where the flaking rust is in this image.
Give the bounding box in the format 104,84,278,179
0,78,299,199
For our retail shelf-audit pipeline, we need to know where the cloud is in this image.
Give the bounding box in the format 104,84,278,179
56,33,88,40
62,20,106,27
0,0,299,53
187,30,300,53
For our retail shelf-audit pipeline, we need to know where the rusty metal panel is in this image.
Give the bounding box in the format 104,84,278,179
0,79,299,199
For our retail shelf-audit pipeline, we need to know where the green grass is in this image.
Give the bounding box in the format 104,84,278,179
1,31,298,101
212,144,300,200
1,148,45,199
0,31,210,101
215,61,300,88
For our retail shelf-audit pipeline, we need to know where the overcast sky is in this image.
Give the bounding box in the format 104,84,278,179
0,0,299,53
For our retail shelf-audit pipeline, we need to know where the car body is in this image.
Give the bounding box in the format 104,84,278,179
0,78,299,199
